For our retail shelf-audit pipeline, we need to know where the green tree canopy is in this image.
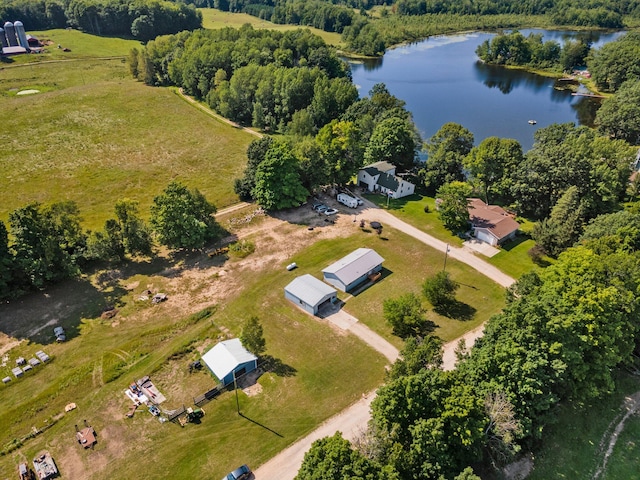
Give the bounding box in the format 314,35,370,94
316,120,364,185
252,141,309,210
295,432,396,480
150,182,221,250
383,292,434,339
436,181,472,233
364,116,419,172
595,79,640,144
464,137,523,204
240,316,266,356
588,31,640,92
9,201,86,289
422,271,459,309
422,123,474,195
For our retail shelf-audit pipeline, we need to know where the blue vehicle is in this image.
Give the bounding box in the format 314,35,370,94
223,464,251,480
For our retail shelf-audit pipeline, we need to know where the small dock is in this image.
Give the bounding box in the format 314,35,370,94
571,92,606,98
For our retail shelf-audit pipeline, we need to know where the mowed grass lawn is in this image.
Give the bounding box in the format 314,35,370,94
0,232,388,479
282,224,506,350
0,49,253,230
526,372,640,480
199,8,344,47
366,193,547,279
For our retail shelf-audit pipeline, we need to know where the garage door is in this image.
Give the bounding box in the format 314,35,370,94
476,230,496,246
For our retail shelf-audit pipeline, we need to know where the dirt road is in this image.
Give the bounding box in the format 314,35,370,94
254,203,515,479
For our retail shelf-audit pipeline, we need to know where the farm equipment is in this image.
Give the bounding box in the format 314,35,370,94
178,407,205,426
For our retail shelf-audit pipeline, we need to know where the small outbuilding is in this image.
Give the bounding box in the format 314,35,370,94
201,339,258,387
322,248,384,292
284,274,338,315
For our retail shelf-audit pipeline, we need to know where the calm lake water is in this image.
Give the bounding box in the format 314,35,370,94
350,30,624,151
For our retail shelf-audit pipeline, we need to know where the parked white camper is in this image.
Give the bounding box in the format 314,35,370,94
337,193,358,208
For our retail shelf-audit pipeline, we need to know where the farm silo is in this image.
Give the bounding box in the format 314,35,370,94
3,22,18,47
14,21,29,50
0,27,7,48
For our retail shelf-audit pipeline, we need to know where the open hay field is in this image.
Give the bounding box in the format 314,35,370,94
199,8,344,47
0,56,254,230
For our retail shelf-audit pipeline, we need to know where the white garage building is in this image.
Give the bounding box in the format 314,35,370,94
284,274,338,315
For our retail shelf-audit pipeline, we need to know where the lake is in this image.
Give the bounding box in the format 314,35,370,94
349,30,624,151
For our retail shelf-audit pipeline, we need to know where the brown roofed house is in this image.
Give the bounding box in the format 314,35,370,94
468,198,519,246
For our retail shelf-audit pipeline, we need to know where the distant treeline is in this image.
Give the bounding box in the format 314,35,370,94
0,0,202,41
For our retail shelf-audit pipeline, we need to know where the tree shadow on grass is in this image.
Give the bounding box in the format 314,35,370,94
0,278,107,344
434,300,477,321
260,355,297,377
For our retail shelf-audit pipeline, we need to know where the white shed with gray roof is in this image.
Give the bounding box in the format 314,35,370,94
284,274,337,315
322,248,384,292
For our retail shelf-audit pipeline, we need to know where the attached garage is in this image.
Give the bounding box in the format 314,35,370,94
284,274,338,316
201,339,258,387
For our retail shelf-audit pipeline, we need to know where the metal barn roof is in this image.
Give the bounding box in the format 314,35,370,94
285,274,336,305
201,339,257,381
322,248,385,285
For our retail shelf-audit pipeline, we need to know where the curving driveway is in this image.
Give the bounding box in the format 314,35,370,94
254,204,516,479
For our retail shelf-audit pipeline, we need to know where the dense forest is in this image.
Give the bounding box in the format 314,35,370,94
0,0,202,41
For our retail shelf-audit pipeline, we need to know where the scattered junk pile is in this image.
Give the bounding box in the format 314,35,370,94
208,246,229,258
32,451,57,479
124,376,167,421
137,290,168,304
75,420,97,449
18,462,33,480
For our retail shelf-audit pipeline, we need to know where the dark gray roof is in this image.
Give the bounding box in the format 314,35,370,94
322,248,384,285
376,172,399,191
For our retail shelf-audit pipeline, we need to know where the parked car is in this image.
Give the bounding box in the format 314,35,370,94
316,205,329,213
223,464,251,480
312,203,326,211
324,208,338,216
53,326,66,342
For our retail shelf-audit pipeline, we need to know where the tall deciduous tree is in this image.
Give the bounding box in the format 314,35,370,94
114,199,153,256
364,116,418,172
9,201,86,289
295,432,396,480
423,271,459,309
150,182,221,250
240,316,266,356
436,181,472,233
316,120,364,185
383,293,434,339
464,137,523,204
595,79,640,145
422,123,474,195
252,141,309,210
0,221,16,300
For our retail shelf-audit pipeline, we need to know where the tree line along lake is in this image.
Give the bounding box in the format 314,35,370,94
349,29,624,152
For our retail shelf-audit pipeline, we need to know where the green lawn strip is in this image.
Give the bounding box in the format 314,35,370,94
0,62,253,230
365,193,549,279
199,8,344,47
526,372,640,480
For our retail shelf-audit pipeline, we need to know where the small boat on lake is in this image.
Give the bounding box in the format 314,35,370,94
528,120,537,125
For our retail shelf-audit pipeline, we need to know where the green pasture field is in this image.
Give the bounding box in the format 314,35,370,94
0,227,388,479
199,8,344,47
525,372,640,480
365,193,547,279
0,57,254,230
